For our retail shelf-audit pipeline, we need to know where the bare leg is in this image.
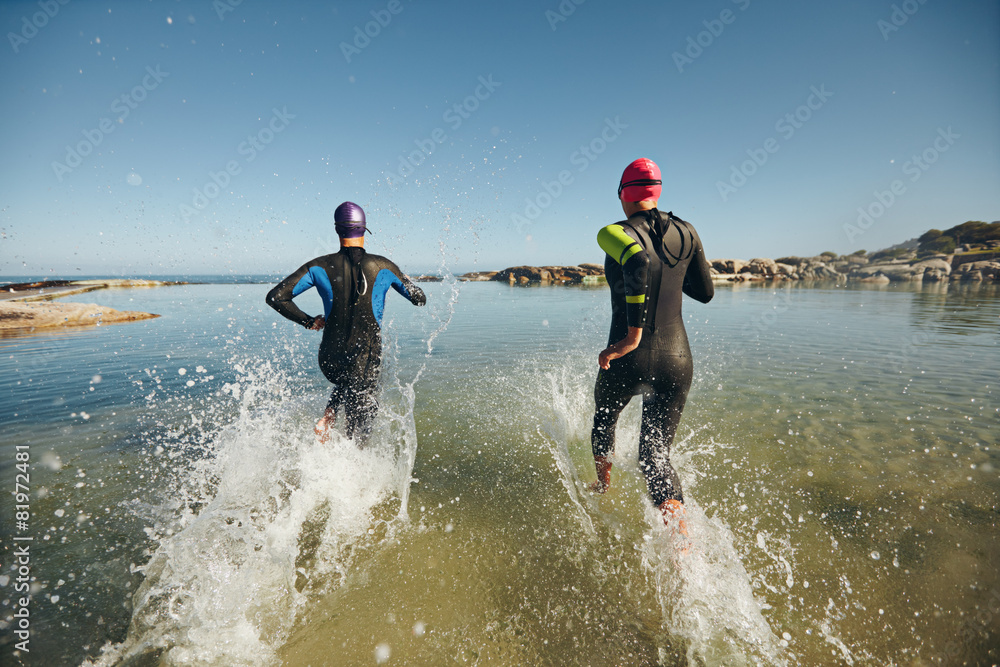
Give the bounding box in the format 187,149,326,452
315,406,336,442
591,367,632,493
588,455,612,493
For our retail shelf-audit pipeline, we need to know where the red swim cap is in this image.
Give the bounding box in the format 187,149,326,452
618,158,662,202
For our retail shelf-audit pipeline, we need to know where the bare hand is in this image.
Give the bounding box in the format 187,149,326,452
309,316,325,331
598,327,642,369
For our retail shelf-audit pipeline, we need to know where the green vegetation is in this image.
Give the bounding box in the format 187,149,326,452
917,221,999,257
869,247,913,262
851,249,867,256
820,251,838,258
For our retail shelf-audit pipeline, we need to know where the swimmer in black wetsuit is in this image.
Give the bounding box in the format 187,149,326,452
266,201,426,443
589,158,714,527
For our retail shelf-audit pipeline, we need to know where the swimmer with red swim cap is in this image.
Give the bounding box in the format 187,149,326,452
266,202,426,444
589,158,715,532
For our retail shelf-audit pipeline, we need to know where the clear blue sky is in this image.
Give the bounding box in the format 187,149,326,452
2,0,998,276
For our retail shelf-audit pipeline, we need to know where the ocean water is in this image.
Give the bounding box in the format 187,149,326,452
1,280,998,666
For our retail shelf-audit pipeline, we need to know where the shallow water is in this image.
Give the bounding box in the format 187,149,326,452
1,280,998,665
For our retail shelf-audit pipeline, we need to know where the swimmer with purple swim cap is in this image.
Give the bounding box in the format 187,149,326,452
267,201,426,444
334,201,369,238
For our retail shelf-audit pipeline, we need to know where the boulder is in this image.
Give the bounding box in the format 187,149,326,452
853,264,921,282
459,271,497,282
492,264,605,285
712,259,747,274
744,258,779,276
494,267,552,283
911,258,951,275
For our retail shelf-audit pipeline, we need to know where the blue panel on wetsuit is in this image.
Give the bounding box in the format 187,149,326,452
372,269,404,325
292,267,335,318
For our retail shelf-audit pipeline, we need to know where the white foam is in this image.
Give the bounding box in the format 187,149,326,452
83,361,407,666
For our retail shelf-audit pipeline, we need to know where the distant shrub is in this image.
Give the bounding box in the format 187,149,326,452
917,221,999,254
820,251,838,258
851,249,867,256
870,247,913,262
922,235,956,254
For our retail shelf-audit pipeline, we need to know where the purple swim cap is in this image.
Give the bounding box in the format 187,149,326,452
334,201,368,238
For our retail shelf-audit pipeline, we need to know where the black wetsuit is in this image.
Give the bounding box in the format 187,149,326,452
266,247,426,439
592,209,714,505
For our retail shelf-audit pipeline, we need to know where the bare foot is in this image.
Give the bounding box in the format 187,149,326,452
315,410,335,443
587,479,608,494
659,498,689,540
588,456,612,494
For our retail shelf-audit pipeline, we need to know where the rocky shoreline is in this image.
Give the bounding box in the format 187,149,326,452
0,301,160,331
708,253,999,283
459,264,606,285
457,249,1000,285
0,279,175,331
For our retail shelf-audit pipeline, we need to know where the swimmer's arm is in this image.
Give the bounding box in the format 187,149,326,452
682,231,714,304
383,259,426,306
393,275,426,306
598,224,649,327
599,327,642,370
265,263,319,328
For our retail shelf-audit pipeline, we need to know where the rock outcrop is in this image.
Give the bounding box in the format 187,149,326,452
0,301,160,330
457,264,604,285
460,246,1000,286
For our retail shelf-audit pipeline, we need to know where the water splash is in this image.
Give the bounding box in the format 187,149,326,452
83,361,404,666
385,215,464,519
642,500,789,666
524,354,788,664
535,366,597,538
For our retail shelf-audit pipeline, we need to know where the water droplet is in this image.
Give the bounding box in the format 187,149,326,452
413,621,425,637
374,643,391,663
870,550,881,560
